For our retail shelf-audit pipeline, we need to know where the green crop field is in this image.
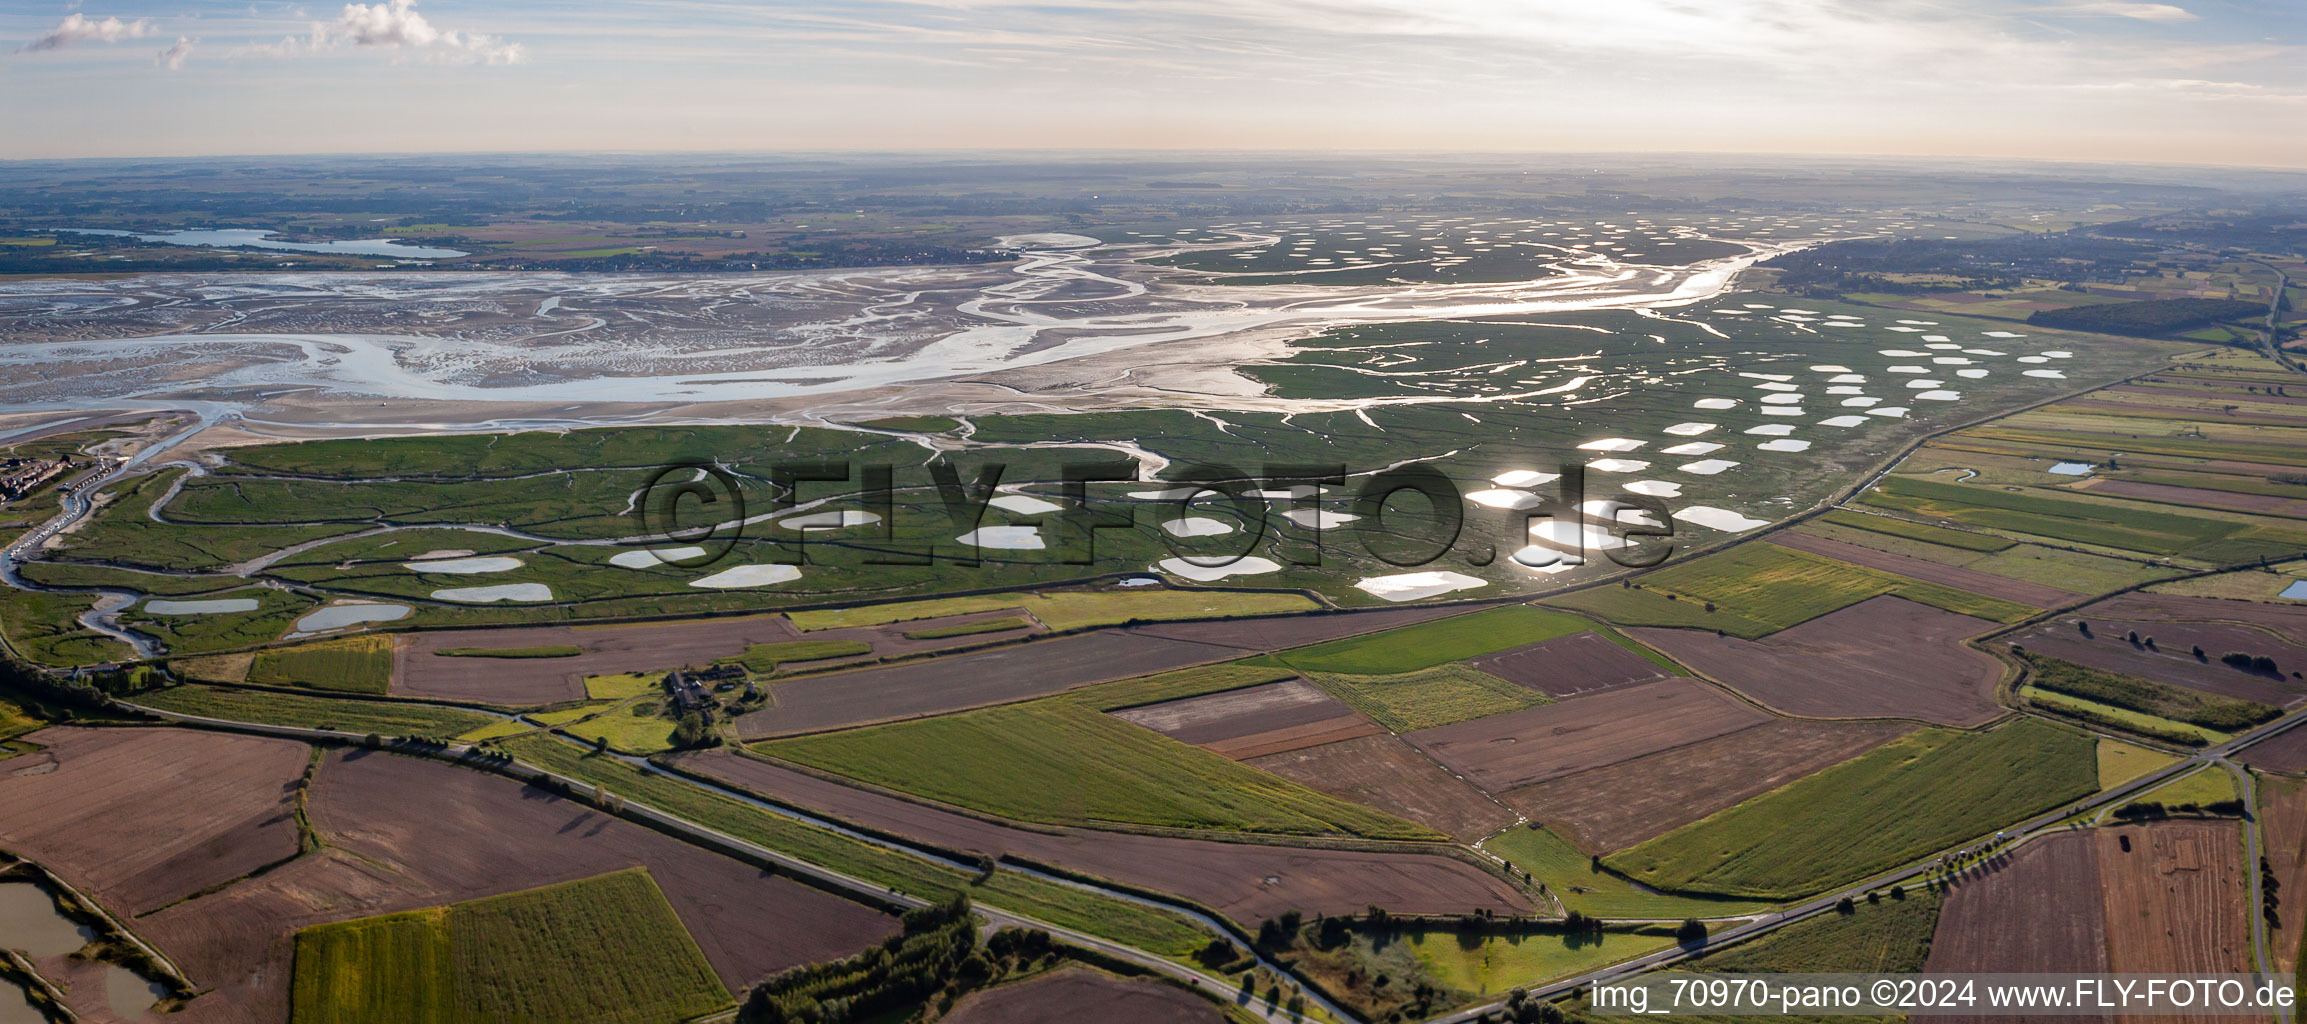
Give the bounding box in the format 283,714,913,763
728,639,871,674
288,868,732,1024
1609,719,2097,899
1272,605,1593,675
434,645,582,659
499,737,1212,956
1818,509,2015,552
2021,653,2279,731
1072,661,1301,711
1587,543,2035,637
1967,545,2177,594
1485,826,1774,919
1864,475,2238,556
583,672,659,700
249,636,396,695
1544,585,1778,637
763,699,1436,839
563,704,679,753
901,616,1029,640
136,684,496,737
1387,925,1672,996
1312,664,1547,733
788,589,1318,633
2022,686,2220,746
1693,889,1941,974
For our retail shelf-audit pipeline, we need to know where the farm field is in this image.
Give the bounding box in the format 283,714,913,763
1483,826,1775,919
939,968,1223,1024
1379,924,1672,996
1859,473,2245,558
1766,531,2079,608
1247,733,1516,841
1470,631,1673,697
249,635,396,694
2096,821,2251,988
0,726,309,916
2259,777,2307,976
1501,718,1919,853
287,868,732,1024
1609,543,2036,638
2098,738,2180,789
1124,602,1469,651
737,631,1242,738
676,749,1534,921
2241,724,2307,774
1306,663,1549,732
1694,889,1941,974
1405,678,1770,792
1629,597,2009,726
2004,613,2307,706
788,589,1319,632
1266,605,1595,675
1925,831,2110,1006
1109,678,1383,759
135,683,501,737
2083,590,2307,648
2019,653,2280,732
1609,719,2099,899
762,691,1439,839
2024,685,2228,746
130,746,899,1024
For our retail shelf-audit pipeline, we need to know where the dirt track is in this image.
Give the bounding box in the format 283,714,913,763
0,727,308,917
676,750,1534,922
1629,596,2007,726
734,631,1242,737
1404,678,1768,792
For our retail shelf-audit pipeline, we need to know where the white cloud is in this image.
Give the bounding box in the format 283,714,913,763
20,13,156,52
156,36,196,70
322,0,525,63
2047,1,2197,21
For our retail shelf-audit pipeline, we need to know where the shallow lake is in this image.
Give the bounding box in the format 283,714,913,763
294,603,411,632
0,882,93,958
143,598,258,615
2282,581,2307,601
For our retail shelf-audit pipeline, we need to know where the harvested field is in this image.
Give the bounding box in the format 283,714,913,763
1405,678,1769,792
1767,532,2078,608
2241,725,2307,774
2097,821,2250,987
0,726,308,916
1471,631,1670,697
736,631,1241,737
1502,718,1918,853
1110,678,1367,752
1628,596,2008,726
397,611,1031,704
675,750,1535,922
1124,602,1470,651
1248,734,1515,841
1925,832,2109,1024
1201,717,1385,760
941,968,1220,1024
2005,617,2307,707
2087,478,2307,518
2087,591,2307,648
135,749,897,1024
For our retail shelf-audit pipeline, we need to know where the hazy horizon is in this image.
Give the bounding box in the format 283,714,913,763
5,0,2305,166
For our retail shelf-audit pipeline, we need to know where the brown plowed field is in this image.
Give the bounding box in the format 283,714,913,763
941,968,1222,1024
1249,734,1515,842
1124,603,1472,650
2240,725,2307,774
1926,831,2110,1024
1202,716,1385,759
1471,631,1670,696
2260,777,2307,976
2096,821,2250,1009
2085,479,2307,518
675,750,1534,922
735,632,1243,738
2005,617,2306,706
1768,531,2078,607
1502,718,1917,853
1403,678,1769,792
1110,678,1380,758
397,609,1037,704
1628,597,2007,726
135,749,896,1024
0,727,308,916
2091,592,2307,648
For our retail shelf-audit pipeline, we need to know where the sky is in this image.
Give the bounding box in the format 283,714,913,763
3,0,2305,165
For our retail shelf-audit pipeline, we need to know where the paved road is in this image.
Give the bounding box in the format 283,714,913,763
1430,709,2307,1023
117,699,1342,1023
